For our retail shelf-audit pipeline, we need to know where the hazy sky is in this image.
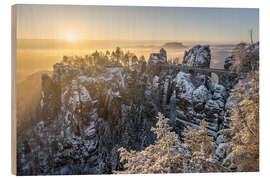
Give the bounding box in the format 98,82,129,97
16,5,259,43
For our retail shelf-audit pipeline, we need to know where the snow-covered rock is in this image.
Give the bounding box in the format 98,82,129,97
149,48,167,64
174,72,194,109
183,45,211,68
192,85,209,112
215,143,229,160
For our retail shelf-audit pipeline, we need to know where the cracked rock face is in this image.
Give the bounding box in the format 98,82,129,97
17,46,234,175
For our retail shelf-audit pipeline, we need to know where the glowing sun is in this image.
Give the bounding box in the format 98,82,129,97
66,33,79,42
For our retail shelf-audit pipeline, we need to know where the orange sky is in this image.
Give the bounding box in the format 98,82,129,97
16,5,259,44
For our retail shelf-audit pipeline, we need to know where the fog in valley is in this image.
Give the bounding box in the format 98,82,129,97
17,39,234,83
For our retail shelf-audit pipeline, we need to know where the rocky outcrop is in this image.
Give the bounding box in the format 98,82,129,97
172,72,227,136
183,45,211,68
17,45,237,175
17,60,158,175
149,48,167,64
40,73,60,121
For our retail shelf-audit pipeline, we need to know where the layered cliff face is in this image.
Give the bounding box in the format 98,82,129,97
17,45,237,175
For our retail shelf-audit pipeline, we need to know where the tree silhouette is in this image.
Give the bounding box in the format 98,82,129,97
92,51,100,64
131,55,138,65
115,47,122,62
139,56,145,62
249,29,254,45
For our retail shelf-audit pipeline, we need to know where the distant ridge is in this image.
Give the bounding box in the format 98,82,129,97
162,42,186,49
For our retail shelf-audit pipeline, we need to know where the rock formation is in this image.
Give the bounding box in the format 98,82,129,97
149,48,167,64
183,45,211,68
17,45,240,175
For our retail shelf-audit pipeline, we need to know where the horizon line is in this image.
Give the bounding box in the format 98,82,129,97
17,38,246,44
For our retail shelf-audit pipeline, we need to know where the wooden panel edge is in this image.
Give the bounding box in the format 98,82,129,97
11,4,17,176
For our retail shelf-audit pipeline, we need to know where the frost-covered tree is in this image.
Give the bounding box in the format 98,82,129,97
182,121,229,172
115,113,188,174
114,113,230,174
